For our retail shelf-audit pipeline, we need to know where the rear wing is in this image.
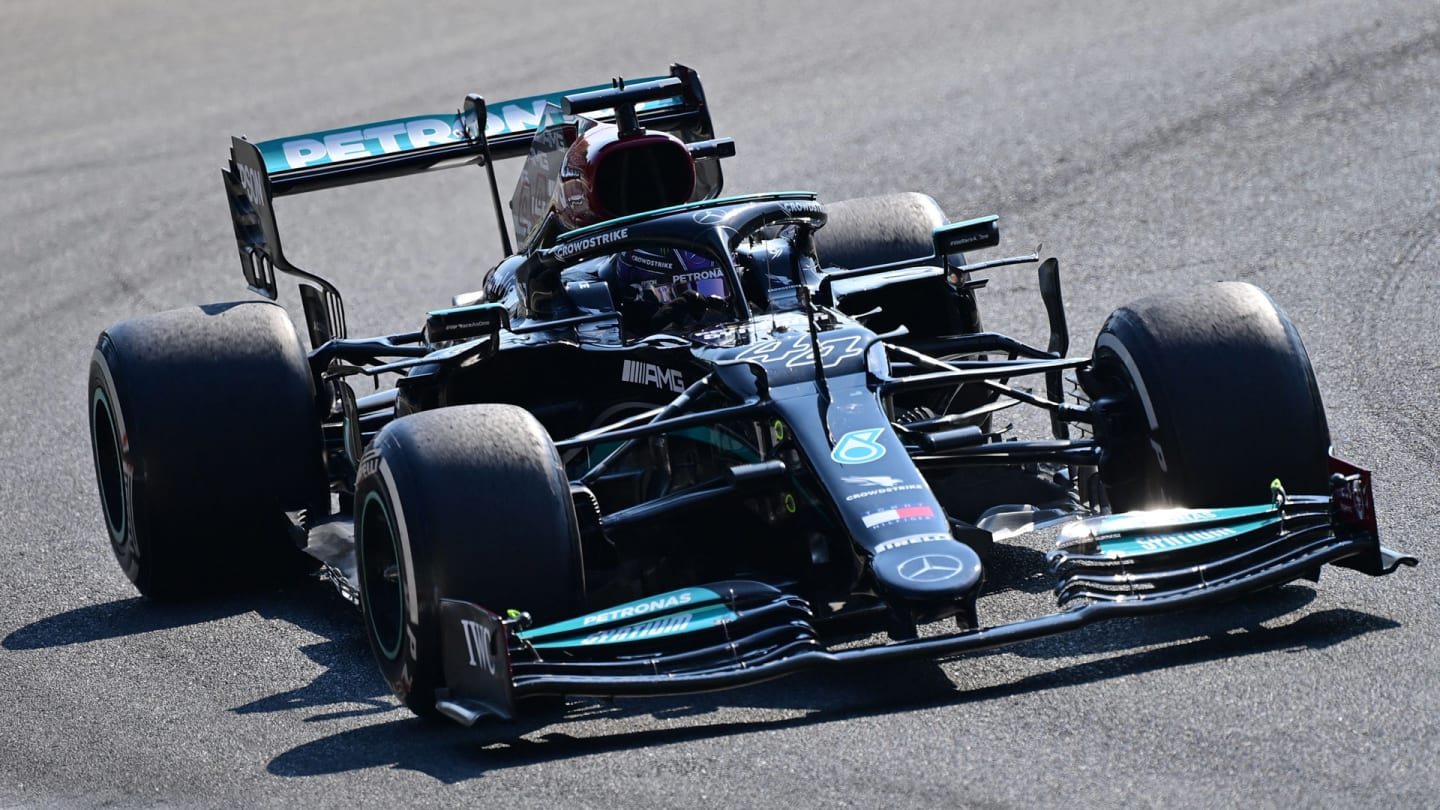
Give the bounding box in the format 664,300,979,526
221,63,721,344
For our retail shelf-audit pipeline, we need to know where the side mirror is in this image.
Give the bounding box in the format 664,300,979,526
933,215,999,255
564,279,617,315
423,303,509,344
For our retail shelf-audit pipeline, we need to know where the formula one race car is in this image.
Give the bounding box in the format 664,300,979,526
87,65,1415,725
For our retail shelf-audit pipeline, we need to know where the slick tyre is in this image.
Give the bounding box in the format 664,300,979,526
1089,282,1330,511
820,193,988,418
816,192,950,271
87,301,326,600
355,404,584,719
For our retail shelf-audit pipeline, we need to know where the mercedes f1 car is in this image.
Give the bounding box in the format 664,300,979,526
87,64,1415,725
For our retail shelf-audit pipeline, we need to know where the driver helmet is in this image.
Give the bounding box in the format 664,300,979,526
551,120,734,331
554,123,697,229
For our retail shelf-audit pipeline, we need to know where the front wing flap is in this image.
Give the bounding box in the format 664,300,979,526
435,460,1415,726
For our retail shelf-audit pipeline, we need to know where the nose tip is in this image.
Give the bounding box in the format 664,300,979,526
871,537,984,601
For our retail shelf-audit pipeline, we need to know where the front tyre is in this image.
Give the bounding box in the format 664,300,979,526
1087,282,1330,511
355,404,584,718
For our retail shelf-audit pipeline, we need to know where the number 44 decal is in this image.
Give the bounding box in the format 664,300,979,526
832,429,887,464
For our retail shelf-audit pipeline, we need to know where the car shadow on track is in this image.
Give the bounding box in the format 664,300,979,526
263,586,1401,784
3,581,396,721
228,633,395,722
3,594,256,650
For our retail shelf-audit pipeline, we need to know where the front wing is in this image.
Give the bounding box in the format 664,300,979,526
432,461,1415,726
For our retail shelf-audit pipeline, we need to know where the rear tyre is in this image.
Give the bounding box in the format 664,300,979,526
1088,282,1330,511
87,301,326,600
355,404,584,718
820,193,989,420
817,192,950,271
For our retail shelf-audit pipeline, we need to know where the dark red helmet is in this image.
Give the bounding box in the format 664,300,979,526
554,123,696,229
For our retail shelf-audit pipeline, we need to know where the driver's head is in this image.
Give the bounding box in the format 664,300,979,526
555,124,697,229
614,247,732,334
615,248,725,301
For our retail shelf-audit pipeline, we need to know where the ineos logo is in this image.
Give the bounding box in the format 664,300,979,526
896,554,965,583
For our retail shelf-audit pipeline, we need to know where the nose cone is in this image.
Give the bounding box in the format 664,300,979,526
872,537,984,603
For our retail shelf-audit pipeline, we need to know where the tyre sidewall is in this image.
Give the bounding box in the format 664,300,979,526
89,341,147,588
354,447,438,715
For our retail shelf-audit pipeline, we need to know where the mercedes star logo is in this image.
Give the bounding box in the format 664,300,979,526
692,210,726,225
896,553,965,583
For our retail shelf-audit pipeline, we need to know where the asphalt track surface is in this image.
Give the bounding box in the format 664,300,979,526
4,1,1438,807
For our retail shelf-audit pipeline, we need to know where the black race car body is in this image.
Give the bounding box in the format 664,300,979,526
89,65,1415,726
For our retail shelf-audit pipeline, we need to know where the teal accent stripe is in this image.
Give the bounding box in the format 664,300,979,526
520,586,723,641
557,191,819,241
1085,504,1276,536
1097,516,1282,558
528,602,739,649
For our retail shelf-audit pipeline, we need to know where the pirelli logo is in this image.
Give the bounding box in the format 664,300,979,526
622,359,684,392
